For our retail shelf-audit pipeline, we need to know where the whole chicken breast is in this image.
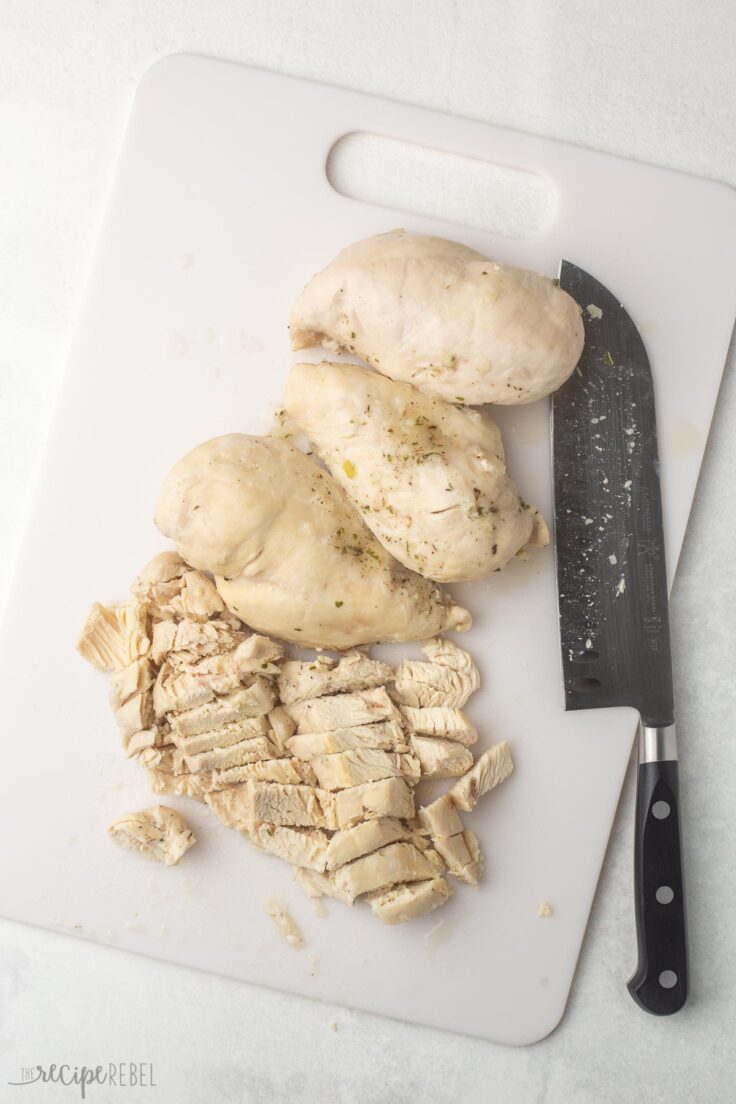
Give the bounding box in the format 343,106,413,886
285,362,548,581
288,229,584,405
155,434,469,650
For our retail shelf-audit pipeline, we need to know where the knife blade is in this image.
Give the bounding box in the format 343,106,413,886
552,261,688,1016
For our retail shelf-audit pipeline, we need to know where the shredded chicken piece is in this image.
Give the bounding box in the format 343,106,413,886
432,830,483,886
267,705,296,755
368,877,453,924
333,842,441,904
211,758,317,789
334,776,415,829
108,805,195,865
417,794,464,838
278,652,393,705
399,705,477,745
449,741,515,811
247,824,330,872
293,866,354,906
167,681,276,732
392,639,480,708
310,748,420,791
409,735,474,779
77,602,150,671
325,817,407,870
240,780,338,830
148,769,211,802
286,720,406,759
287,687,399,733
170,716,270,755
183,735,277,773
265,897,304,949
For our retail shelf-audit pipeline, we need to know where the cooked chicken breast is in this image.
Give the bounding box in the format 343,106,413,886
155,434,470,649
265,897,304,949
288,230,584,405
432,831,483,887
332,841,440,903
449,741,515,811
310,748,419,791
286,361,548,580
286,720,406,759
334,776,415,828
409,735,474,779
391,638,480,709
77,602,150,671
108,805,195,866
398,705,478,745
368,877,452,924
324,817,407,870
278,651,393,705
286,687,398,734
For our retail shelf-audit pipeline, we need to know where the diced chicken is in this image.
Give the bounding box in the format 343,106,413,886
311,748,419,791
108,805,195,866
287,687,398,734
449,741,514,811
325,817,407,871
211,758,317,790
169,715,270,755
392,638,480,708
368,877,452,924
114,689,154,743
247,824,330,872
334,776,415,828
148,768,211,803
239,780,338,829
183,735,277,774
173,571,226,621
293,867,354,906
131,551,189,591
333,842,440,904
432,831,483,886
399,705,477,745
77,601,150,671
417,794,464,838
152,665,215,718
409,735,474,779
108,657,155,710
286,720,405,760
278,652,393,705
265,897,304,949
168,682,276,735
125,728,161,759
267,705,297,756
232,634,284,674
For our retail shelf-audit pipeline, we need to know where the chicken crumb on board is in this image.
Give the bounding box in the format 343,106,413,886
265,897,305,949
538,900,554,918
108,805,195,866
78,552,515,925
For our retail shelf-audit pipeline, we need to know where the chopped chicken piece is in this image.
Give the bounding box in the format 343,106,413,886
368,877,452,924
211,758,317,790
287,687,398,733
155,434,470,649
108,805,195,866
399,705,477,745
125,728,161,759
170,715,270,755
287,720,405,759
449,741,514,811
432,831,483,886
267,705,297,755
417,794,464,838
183,734,277,773
311,748,420,791
334,776,415,828
168,682,276,734
288,230,584,405
240,780,338,829
538,900,554,918
247,824,330,872
293,867,354,906
278,652,393,705
265,897,304,949
159,618,246,659
77,602,149,671
172,571,226,621
148,768,211,802
232,634,284,674
152,665,216,717
333,842,440,904
132,551,189,591
150,619,178,663
108,657,155,710
392,639,480,708
325,817,407,870
286,361,547,581
114,689,154,744
409,736,473,779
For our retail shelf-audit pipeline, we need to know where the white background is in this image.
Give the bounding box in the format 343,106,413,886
1,2,735,1101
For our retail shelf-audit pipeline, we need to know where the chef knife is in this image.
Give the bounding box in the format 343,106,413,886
552,262,688,1016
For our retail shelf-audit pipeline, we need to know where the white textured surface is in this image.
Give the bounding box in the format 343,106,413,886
1,1,735,1100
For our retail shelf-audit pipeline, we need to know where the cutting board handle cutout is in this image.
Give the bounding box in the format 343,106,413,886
326,131,557,240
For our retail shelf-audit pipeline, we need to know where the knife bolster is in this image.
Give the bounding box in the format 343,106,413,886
639,723,677,764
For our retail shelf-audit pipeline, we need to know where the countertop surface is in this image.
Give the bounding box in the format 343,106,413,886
1,2,735,1101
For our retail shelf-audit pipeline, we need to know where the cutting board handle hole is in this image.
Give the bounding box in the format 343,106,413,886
326,132,556,240
570,676,602,692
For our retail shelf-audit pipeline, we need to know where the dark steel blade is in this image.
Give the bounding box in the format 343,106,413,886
552,262,674,727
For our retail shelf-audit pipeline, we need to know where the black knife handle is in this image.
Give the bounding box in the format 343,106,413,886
628,750,688,1015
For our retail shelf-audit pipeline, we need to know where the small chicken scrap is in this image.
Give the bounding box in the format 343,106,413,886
79,553,514,925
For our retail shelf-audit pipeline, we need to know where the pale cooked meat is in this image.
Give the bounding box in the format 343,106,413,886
286,720,405,759
368,877,452,924
288,229,584,405
232,634,285,674
417,794,464,838
148,768,211,803
277,651,393,706
333,842,440,904
265,897,304,949
152,619,245,663
392,638,480,708
449,741,515,811
293,866,354,905
325,817,407,871
409,735,473,779
108,657,155,710
183,735,277,773
155,434,470,650
432,831,483,886
334,776,415,829
247,824,330,872
108,805,195,866
244,779,338,829
114,689,154,743
169,682,276,736
152,665,215,718
211,758,317,790
169,715,270,755
311,748,419,791
267,705,297,756
285,361,547,581
172,571,226,622
151,620,178,663
77,601,150,671
287,687,398,734
399,705,477,745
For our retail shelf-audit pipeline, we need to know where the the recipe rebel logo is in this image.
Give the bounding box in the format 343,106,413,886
7,1062,156,1098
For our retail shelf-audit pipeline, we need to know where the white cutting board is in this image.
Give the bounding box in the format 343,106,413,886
1,55,734,1046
